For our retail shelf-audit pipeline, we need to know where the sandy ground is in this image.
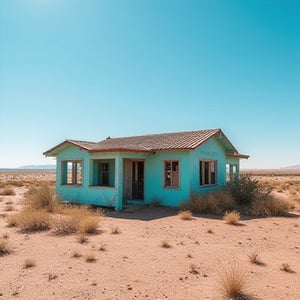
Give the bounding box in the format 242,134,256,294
0,172,299,299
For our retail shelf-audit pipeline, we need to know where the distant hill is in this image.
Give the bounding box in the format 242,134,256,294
282,164,300,170
17,164,56,170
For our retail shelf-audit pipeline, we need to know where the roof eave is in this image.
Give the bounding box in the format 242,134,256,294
43,140,92,157
226,153,250,159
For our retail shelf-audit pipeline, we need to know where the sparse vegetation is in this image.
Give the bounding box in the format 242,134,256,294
99,244,107,251
184,190,235,215
280,263,293,273
0,239,11,256
223,211,240,225
161,240,171,248
71,250,82,258
0,187,16,196
6,214,18,227
85,253,97,262
17,209,51,232
110,226,121,234
207,228,213,234
25,184,59,212
52,215,79,235
178,210,192,220
77,233,88,243
189,263,199,274
79,216,99,234
219,266,249,300
24,259,36,269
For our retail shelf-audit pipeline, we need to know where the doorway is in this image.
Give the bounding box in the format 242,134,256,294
132,161,144,200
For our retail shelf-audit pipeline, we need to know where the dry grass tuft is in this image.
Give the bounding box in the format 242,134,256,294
5,204,14,211
110,226,121,234
77,233,88,244
79,216,99,234
224,211,241,225
25,184,59,212
71,250,82,258
52,215,79,235
185,190,235,215
161,240,171,248
189,263,199,274
2,233,9,239
247,252,264,266
24,259,36,269
0,239,11,256
178,210,192,220
280,263,294,273
6,214,19,227
0,187,16,196
219,265,249,299
17,209,51,232
250,197,289,217
99,244,107,251
207,228,214,234
85,253,97,263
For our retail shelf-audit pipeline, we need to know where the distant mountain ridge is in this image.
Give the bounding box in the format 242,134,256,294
17,164,56,170
282,164,300,169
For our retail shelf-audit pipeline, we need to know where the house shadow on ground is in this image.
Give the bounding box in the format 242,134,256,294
103,205,179,221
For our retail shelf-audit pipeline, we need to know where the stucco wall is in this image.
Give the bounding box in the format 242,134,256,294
54,137,238,209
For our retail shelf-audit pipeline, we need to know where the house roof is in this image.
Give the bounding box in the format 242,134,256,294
44,129,249,158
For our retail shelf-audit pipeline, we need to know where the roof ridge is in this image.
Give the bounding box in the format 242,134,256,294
97,128,220,143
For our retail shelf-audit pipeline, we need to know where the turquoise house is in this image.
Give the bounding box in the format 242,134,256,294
44,129,249,210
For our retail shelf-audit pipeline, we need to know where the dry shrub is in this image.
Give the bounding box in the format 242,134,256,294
25,184,59,212
52,215,79,235
77,233,88,243
224,211,240,225
79,216,98,234
17,209,51,232
0,187,15,196
219,265,249,299
250,197,289,217
189,263,199,274
85,253,97,262
71,250,82,258
24,259,36,269
0,239,11,256
280,263,293,273
178,210,192,220
161,240,171,248
185,190,235,215
6,214,18,227
110,226,121,234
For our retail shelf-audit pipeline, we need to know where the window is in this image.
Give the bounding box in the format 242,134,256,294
200,160,217,186
91,159,115,187
61,160,82,185
164,160,179,188
226,164,237,182
100,162,109,186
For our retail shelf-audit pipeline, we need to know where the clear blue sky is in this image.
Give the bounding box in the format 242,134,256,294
0,0,299,169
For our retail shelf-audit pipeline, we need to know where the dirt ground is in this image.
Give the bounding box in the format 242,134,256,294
0,171,299,300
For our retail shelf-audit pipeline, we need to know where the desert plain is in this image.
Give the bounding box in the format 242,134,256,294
0,170,299,300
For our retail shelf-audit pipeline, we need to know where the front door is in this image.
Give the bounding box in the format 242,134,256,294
132,161,144,200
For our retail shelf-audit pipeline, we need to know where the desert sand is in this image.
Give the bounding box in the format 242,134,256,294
0,171,299,299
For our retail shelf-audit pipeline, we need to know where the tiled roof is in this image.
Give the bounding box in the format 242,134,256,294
44,129,248,158
91,129,223,152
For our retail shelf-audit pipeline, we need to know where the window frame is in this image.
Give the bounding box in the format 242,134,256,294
199,159,217,186
61,160,83,186
163,160,180,189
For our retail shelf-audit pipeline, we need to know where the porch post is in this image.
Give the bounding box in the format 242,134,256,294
115,155,123,210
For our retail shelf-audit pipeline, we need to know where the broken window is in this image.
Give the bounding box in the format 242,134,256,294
61,160,82,185
200,160,217,186
91,159,115,187
164,160,179,188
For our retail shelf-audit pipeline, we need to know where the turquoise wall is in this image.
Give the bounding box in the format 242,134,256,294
54,137,239,209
